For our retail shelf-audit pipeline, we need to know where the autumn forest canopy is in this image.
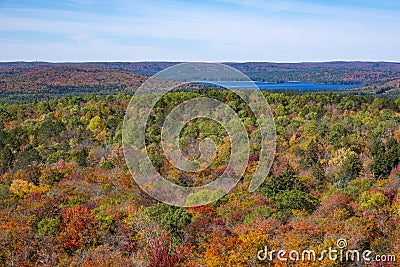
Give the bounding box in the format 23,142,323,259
0,62,399,266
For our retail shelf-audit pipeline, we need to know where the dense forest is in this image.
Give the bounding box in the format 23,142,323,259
0,90,399,266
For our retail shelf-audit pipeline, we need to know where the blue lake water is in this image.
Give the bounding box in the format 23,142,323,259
201,81,362,91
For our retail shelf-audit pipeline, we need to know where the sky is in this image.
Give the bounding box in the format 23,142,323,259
0,0,400,62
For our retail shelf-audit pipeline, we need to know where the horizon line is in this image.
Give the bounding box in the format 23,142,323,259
1,60,400,64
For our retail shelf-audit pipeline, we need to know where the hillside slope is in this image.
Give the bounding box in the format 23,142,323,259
0,65,147,93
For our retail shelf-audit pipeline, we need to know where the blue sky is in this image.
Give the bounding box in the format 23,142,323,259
0,0,399,62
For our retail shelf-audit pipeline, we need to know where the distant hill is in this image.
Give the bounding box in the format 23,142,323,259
3,61,400,72
86,62,400,85
227,61,400,72
1,61,400,98
0,65,147,94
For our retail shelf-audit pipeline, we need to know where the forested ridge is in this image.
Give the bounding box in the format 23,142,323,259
0,65,146,94
2,62,400,100
0,90,399,266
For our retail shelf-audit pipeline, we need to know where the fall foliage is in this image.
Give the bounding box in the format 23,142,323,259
0,89,399,266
